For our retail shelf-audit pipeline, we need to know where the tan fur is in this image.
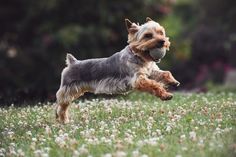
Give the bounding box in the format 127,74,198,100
150,70,179,86
134,74,173,100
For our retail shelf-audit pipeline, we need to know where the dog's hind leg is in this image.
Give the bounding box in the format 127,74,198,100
55,85,84,124
55,87,71,124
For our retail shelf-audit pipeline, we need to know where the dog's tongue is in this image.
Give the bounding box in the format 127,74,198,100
149,48,166,62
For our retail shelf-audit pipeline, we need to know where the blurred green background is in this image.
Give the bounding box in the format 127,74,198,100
0,0,236,104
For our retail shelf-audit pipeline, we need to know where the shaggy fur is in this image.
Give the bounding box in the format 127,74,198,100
55,17,180,123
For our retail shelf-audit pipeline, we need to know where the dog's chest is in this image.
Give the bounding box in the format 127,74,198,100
137,62,157,76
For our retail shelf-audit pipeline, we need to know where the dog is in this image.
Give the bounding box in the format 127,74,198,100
55,17,180,123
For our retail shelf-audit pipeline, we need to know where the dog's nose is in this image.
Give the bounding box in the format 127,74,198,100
159,40,165,46
157,40,165,48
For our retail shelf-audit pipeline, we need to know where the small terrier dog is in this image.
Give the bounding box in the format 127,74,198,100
56,17,180,123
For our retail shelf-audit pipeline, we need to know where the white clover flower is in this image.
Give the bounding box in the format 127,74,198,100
0,148,6,153
7,131,14,139
148,116,154,123
72,150,80,157
17,149,25,157
45,126,51,135
42,152,49,157
147,138,157,146
156,129,161,136
55,136,66,148
103,153,112,157
86,138,93,144
0,148,6,157
44,147,51,153
217,143,223,148
198,120,206,126
181,147,188,151
180,134,186,140
166,125,172,133
132,150,140,157
214,127,222,135
34,150,42,157
26,131,32,136
32,138,37,142
110,134,115,140
124,137,133,144
78,145,88,155
30,142,36,150
85,119,89,124
18,121,23,125
198,138,204,147
189,131,197,141
105,107,112,114
135,121,140,127
223,127,232,133
101,137,106,142
58,129,64,135
114,151,127,157
80,130,85,137
105,129,110,135
68,139,78,149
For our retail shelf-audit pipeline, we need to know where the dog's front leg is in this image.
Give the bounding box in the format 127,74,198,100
150,70,180,87
134,74,173,100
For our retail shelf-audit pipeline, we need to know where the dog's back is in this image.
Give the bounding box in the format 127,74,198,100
59,46,142,95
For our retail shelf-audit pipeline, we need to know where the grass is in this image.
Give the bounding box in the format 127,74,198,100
0,91,236,157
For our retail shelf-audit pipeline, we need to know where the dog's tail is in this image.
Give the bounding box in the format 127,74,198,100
66,53,77,66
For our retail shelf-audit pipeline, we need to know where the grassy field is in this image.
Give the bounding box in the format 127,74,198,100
0,91,236,157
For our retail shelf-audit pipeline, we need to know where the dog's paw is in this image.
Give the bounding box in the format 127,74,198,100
160,92,173,101
56,117,70,124
168,81,180,88
63,118,70,124
55,111,70,124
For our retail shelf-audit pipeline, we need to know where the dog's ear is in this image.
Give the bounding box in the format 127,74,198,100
164,37,171,51
146,17,153,22
125,19,133,30
125,19,138,34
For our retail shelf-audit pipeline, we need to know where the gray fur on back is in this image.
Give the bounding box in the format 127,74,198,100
60,46,146,94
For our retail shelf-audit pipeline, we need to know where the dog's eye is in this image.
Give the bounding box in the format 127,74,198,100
144,33,153,39
158,31,164,35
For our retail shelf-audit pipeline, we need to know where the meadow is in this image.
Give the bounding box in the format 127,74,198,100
0,91,236,157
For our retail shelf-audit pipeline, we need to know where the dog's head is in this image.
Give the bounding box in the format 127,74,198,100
125,17,170,62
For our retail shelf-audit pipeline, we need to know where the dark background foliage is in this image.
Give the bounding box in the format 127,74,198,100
0,0,235,105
